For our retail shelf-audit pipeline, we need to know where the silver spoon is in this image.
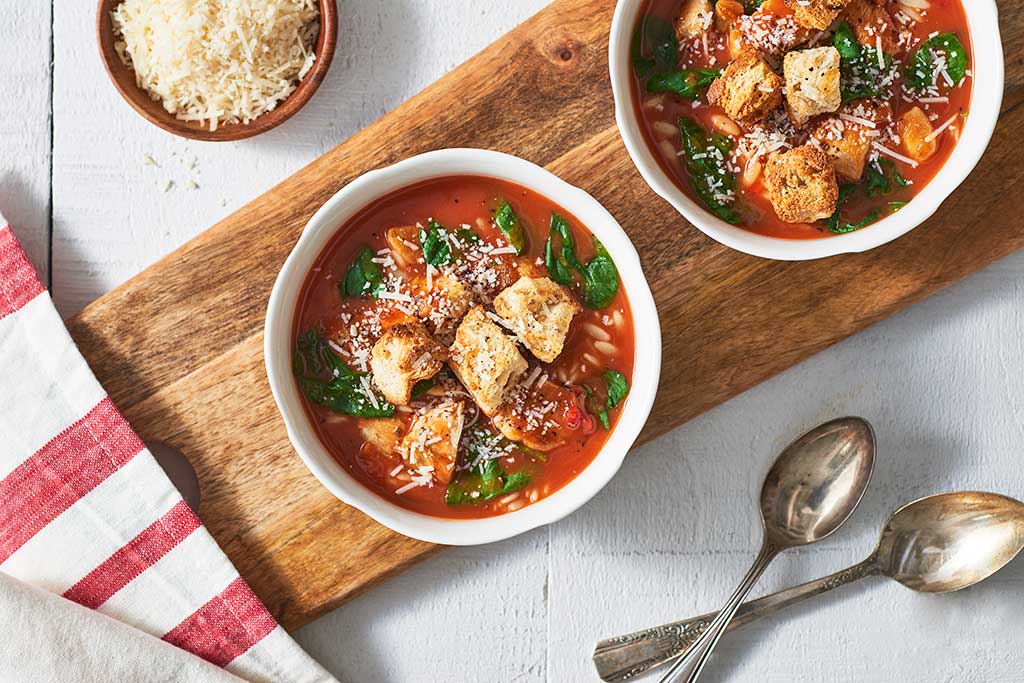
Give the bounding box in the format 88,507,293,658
655,417,876,683
594,490,1024,682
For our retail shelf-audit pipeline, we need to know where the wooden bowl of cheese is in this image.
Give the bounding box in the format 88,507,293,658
97,0,338,141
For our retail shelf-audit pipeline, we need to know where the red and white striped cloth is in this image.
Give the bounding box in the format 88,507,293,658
0,219,336,683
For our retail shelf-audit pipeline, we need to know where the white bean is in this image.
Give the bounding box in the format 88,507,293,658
505,500,527,512
658,139,678,160
582,353,600,366
653,120,679,139
497,492,521,505
584,322,611,341
594,341,618,356
710,113,742,137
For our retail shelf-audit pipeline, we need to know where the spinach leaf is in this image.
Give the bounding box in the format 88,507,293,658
411,378,435,399
545,215,621,309
342,246,384,298
742,0,763,13
824,184,880,234
631,14,678,80
678,117,742,224
646,69,721,99
445,457,531,505
293,329,394,418
864,159,910,198
545,214,579,287
495,201,527,255
833,22,894,103
888,201,908,212
830,210,880,234
580,240,620,309
597,411,611,430
605,370,630,409
419,221,453,266
906,33,968,91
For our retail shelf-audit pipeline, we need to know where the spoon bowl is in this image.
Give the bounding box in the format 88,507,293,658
876,491,1024,593
760,417,876,548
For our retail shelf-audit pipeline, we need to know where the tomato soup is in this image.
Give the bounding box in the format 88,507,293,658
630,0,973,240
292,176,636,518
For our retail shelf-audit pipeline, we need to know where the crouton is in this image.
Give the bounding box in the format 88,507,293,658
677,0,713,39
418,274,474,343
898,106,937,163
400,401,465,484
492,277,580,363
784,46,842,127
706,51,784,125
764,145,839,223
784,0,851,30
448,306,528,416
493,380,577,452
843,0,898,54
370,321,447,405
812,117,872,182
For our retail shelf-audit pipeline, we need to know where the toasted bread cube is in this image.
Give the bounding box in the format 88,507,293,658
677,0,713,38
449,306,528,415
764,145,839,223
706,51,784,125
812,117,872,182
492,277,580,363
843,0,898,54
418,273,474,343
370,321,447,405
784,46,842,127
785,0,850,30
400,401,465,484
898,106,938,163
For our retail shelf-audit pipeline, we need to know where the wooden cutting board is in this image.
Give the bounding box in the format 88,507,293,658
68,0,1024,631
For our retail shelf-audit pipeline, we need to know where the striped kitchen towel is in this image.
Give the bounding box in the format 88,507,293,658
0,218,336,683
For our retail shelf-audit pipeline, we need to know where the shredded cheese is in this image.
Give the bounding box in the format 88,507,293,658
111,0,320,131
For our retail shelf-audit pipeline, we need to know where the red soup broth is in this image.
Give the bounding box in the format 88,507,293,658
292,175,636,519
630,0,973,240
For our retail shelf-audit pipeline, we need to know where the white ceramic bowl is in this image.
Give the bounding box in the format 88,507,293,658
265,148,662,545
609,0,1004,261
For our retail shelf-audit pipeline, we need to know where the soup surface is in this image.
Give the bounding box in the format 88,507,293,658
293,176,636,518
630,0,973,239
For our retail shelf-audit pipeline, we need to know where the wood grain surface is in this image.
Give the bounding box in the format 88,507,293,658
66,0,1023,631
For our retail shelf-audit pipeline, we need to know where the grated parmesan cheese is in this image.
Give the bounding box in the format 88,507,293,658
111,0,320,131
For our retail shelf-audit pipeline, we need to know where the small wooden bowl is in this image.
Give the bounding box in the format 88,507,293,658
96,0,338,141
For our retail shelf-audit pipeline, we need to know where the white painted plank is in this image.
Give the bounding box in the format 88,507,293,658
0,3,52,281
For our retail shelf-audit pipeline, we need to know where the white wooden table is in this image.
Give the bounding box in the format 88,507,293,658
5,2,1023,681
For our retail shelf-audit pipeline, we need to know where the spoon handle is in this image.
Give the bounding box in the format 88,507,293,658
656,544,777,683
592,557,879,682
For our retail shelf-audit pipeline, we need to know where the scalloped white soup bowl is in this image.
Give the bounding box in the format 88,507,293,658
265,149,662,545
609,0,1004,261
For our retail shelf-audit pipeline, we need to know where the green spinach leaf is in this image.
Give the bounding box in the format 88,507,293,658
445,456,531,505
580,240,620,309
342,246,384,298
605,370,630,409
293,329,394,418
833,22,895,103
495,201,527,255
906,33,968,91
678,117,742,224
419,221,453,266
545,214,579,287
646,69,721,99
631,15,678,80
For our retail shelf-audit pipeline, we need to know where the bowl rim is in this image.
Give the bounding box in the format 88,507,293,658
264,148,662,545
608,0,1005,261
95,0,338,142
